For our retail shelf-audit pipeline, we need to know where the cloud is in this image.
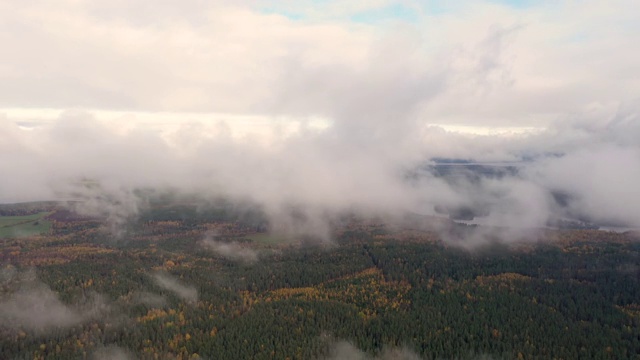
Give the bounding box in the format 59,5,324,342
1,1,639,244
0,268,112,333
151,272,198,303
319,340,498,360
0,284,82,331
200,236,259,264
2,100,640,245
319,341,421,360
92,345,135,360
1,0,638,122
62,180,144,238
531,144,640,226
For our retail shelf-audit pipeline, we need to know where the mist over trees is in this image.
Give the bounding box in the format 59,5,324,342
1,202,639,359
2,0,640,359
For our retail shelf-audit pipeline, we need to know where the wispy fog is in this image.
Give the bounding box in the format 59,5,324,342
1,0,639,242
2,102,639,242
151,272,198,303
320,341,496,360
200,235,259,264
91,345,135,360
0,267,112,333
321,341,421,360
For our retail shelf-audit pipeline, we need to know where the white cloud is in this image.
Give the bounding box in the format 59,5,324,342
92,345,135,360
152,272,198,303
0,0,637,128
1,0,639,240
0,268,113,333
200,236,259,264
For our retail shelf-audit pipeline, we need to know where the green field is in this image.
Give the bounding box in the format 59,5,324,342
245,232,292,245
0,212,51,238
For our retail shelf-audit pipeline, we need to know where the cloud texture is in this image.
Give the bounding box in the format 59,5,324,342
0,267,112,333
1,0,639,238
152,272,198,303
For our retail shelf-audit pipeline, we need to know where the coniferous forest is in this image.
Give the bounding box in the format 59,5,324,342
1,202,639,360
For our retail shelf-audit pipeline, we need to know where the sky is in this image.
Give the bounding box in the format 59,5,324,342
1,0,640,231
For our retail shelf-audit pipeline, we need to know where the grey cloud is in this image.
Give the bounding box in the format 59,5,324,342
2,101,640,246
320,341,420,360
92,345,135,360
1,1,640,244
152,272,198,303
0,268,112,333
320,340,475,360
269,31,445,155
200,236,259,264
0,284,81,330
319,340,498,360
531,145,640,226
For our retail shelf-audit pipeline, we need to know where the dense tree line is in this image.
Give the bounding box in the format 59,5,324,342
1,223,639,359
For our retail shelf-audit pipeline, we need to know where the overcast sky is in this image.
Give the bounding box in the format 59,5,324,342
1,0,639,230
2,0,638,127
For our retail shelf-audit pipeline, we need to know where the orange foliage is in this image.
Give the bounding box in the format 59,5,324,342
137,308,170,323
15,245,118,266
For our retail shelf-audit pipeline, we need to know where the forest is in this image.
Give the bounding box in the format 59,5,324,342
1,202,639,359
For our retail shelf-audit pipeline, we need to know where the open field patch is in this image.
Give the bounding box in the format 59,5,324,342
245,232,292,245
0,212,52,238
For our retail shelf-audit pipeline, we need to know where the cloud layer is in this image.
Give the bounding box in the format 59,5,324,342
1,0,638,122
1,0,639,238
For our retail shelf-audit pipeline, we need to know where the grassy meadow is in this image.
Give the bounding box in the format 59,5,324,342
0,212,51,238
